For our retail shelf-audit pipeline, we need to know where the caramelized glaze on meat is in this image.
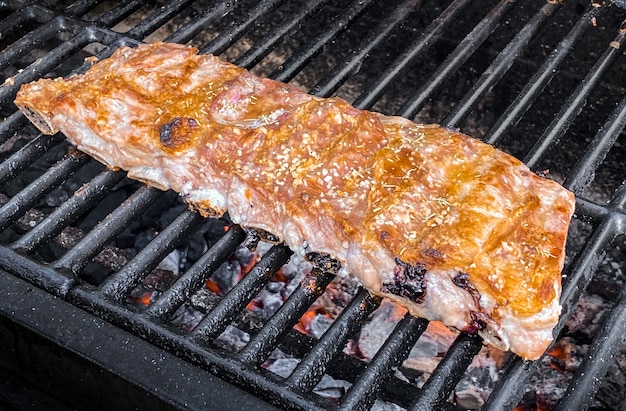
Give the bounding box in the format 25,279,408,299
15,42,575,360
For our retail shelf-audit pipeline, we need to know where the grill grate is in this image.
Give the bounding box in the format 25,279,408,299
0,1,625,410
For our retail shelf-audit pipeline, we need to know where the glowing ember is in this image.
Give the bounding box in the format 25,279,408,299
547,344,569,373
130,290,154,306
294,306,332,335
205,278,222,294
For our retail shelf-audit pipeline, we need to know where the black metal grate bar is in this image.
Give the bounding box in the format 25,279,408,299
233,0,330,69
0,245,76,295
94,0,144,28
198,0,286,56
165,1,241,45
268,0,376,83
352,0,472,110
0,113,30,145
338,314,428,410
442,0,561,128
397,0,515,120
145,224,247,319
99,209,204,300
409,333,483,410
482,5,603,145
191,244,293,342
614,179,626,212
0,134,63,186
523,30,626,169
564,89,626,195
308,0,419,98
0,5,55,46
9,168,125,254
0,15,77,73
285,288,380,391
52,185,162,276
236,267,336,364
0,150,87,232
576,196,614,224
125,0,196,41
64,0,106,18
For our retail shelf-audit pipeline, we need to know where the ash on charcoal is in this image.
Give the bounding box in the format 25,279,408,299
350,299,406,360
308,314,334,340
203,241,310,319
248,283,286,318
213,325,250,353
170,304,204,332
157,250,181,276
524,364,569,411
186,284,269,336
564,294,612,339
319,275,359,317
189,287,221,314
262,349,353,402
280,251,311,292
454,361,499,409
54,226,84,249
263,356,298,379
210,257,244,294
262,351,409,410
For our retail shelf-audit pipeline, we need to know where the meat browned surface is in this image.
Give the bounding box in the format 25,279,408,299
14,42,575,360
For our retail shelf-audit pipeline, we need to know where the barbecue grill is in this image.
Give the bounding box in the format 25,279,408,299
1,0,625,410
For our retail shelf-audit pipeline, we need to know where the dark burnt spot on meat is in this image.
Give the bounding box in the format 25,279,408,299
244,228,261,250
305,251,341,274
463,311,491,334
452,271,481,306
379,231,391,241
245,227,281,246
380,258,427,303
159,117,199,149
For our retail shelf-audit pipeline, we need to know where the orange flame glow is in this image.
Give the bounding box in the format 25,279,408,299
294,306,331,335
238,252,259,281
205,278,222,294
246,299,263,311
129,291,153,306
546,344,568,372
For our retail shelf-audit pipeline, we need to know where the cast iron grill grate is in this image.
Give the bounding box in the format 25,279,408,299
0,1,625,410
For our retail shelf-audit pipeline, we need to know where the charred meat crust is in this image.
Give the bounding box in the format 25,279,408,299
380,259,427,304
452,272,496,334
159,117,198,149
452,271,481,306
465,311,491,334
244,227,282,250
305,251,342,274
